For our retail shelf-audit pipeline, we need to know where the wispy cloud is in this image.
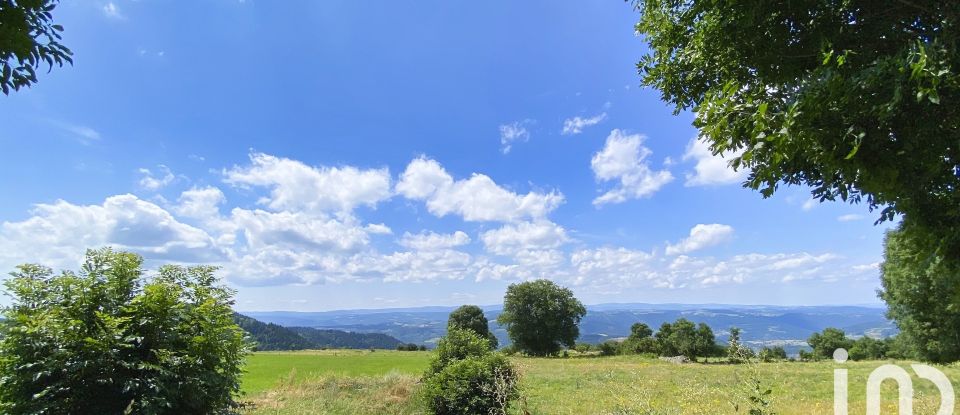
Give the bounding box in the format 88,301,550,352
562,112,607,135
499,119,534,154
837,214,863,222
103,2,124,19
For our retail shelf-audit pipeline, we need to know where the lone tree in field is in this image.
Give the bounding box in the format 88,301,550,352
0,0,73,94
496,280,586,356
447,305,498,349
633,0,960,363
0,248,248,414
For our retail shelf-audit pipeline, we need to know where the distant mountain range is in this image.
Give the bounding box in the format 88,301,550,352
243,303,897,354
233,313,405,350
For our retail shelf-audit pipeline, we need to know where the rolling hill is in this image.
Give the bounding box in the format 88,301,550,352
243,303,896,353
233,313,405,351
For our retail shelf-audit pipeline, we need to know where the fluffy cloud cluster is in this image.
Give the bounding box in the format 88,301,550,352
397,157,563,222
0,153,868,292
665,224,734,255
591,130,674,206
224,152,391,215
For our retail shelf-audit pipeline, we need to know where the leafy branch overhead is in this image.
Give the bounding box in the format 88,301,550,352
633,0,959,238
0,0,72,94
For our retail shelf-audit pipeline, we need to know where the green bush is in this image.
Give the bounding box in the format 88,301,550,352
574,342,593,353
422,328,519,414
758,346,788,362
422,353,518,415
598,341,620,356
0,248,249,414
427,328,491,376
620,336,659,355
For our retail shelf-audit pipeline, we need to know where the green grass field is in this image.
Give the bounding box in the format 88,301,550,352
240,350,960,414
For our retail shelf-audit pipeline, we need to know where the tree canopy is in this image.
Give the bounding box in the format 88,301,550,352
0,248,248,414
0,0,72,94
807,328,854,360
496,280,586,356
633,0,959,250
879,223,960,363
655,318,716,360
447,305,498,349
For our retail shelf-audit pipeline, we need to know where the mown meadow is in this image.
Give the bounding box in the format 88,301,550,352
240,350,960,415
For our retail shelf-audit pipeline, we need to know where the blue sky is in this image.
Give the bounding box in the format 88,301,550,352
0,0,892,311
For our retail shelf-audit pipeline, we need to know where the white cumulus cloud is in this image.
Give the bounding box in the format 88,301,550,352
480,221,568,256
138,165,175,191
224,152,391,215
397,156,563,222
591,130,673,206
665,224,735,255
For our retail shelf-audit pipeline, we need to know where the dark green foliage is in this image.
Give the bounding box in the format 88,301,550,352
633,1,960,244
288,327,404,350
628,322,653,340
422,328,518,415
848,337,888,361
447,305,498,349
0,0,72,94
807,328,854,360
233,313,315,351
758,347,788,362
496,280,586,356
620,336,659,355
655,318,717,361
422,353,518,415
233,314,404,351
879,222,960,363
0,248,248,414
598,341,620,356
397,343,427,351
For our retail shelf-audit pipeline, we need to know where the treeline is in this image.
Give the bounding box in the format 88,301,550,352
585,321,903,363
233,313,407,351
802,327,913,361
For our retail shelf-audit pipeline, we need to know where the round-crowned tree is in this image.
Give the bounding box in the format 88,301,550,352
447,305,498,349
496,280,586,356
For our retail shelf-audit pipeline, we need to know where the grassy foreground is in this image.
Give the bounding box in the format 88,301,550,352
240,350,960,414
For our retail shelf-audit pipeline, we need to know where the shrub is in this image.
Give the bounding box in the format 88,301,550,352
620,337,659,355
427,328,491,376
848,337,888,361
758,346,788,362
598,341,620,356
0,248,248,414
422,353,518,415
574,342,593,353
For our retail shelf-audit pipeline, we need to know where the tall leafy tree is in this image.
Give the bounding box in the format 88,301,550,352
447,305,498,349
634,0,960,363
0,248,249,414
0,0,72,94
496,280,586,356
633,0,959,248
879,223,960,363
